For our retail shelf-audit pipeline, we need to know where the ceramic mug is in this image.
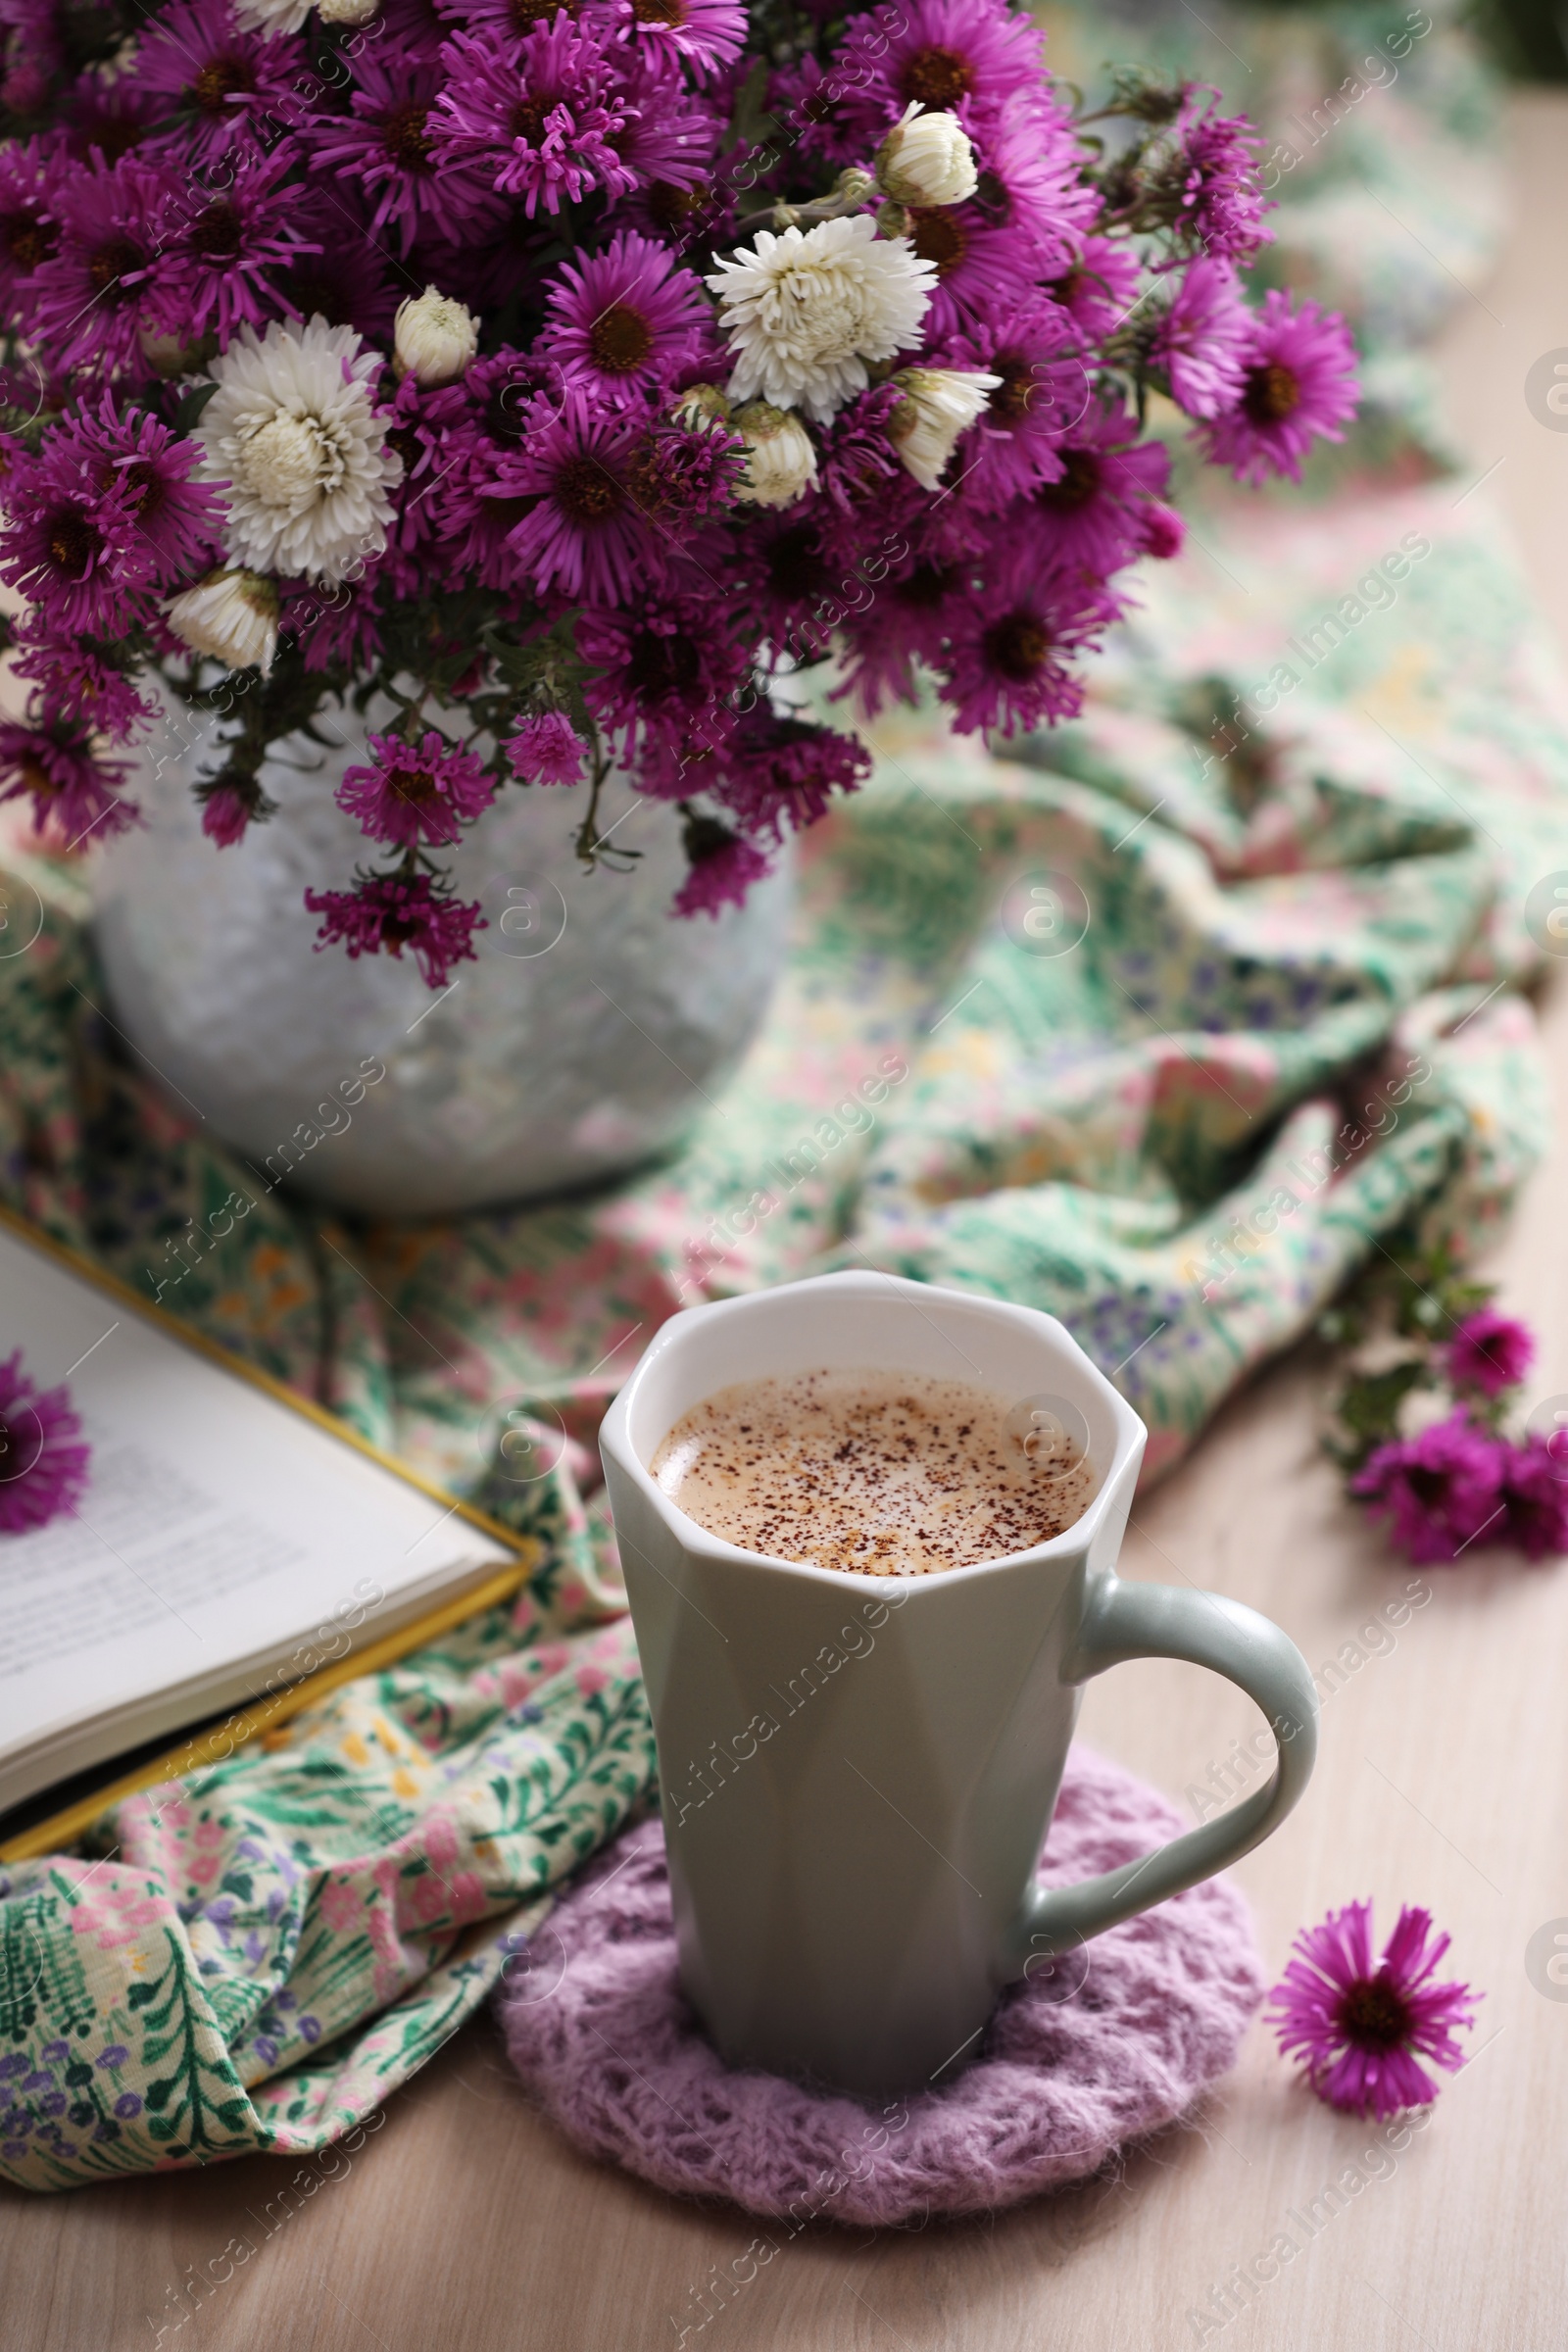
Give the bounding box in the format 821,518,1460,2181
599,1271,1318,2099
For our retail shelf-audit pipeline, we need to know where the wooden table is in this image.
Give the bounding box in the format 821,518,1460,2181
9,91,1568,2352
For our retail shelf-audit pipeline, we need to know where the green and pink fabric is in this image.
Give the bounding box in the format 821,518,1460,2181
2,0,1565,2190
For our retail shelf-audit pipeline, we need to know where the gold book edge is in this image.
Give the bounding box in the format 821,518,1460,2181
1,1551,540,1862
0,1200,545,1862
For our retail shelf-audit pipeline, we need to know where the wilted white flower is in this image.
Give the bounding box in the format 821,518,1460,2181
393,285,479,386
193,316,403,584
886,368,1000,491
165,568,280,674
706,214,936,425
732,401,818,509
874,105,978,209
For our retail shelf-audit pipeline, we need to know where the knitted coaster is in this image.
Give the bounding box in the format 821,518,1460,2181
499,1745,1264,2224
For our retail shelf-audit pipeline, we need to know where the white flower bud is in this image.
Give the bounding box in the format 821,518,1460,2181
874,106,978,209
393,286,480,388
886,367,1000,491
165,569,280,675
732,401,818,509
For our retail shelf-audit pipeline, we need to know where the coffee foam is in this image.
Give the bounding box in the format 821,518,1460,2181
649,1366,1096,1576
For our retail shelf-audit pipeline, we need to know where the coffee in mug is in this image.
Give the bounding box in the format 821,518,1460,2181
650,1366,1096,1576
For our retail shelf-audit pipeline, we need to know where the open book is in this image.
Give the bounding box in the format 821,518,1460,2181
0,1210,526,1835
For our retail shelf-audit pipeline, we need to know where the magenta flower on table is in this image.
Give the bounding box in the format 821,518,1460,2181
1349,1409,1505,1564
0,1349,91,1535
305,871,486,989
1267,1901,1478,2120
1444,1308,1535,1399
336,730,495,849
1202,290,1360,484
506,712,586,787
1150,256,1251,420
0,718,135,845
1494,1439,1568,1561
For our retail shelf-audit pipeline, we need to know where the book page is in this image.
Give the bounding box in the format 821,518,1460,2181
0,1224,513,1799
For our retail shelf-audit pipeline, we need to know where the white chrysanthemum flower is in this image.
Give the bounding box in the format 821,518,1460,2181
166,568,280,674
887,367,1000,492
394,286,479,387
875,105,978,209
231,0,313,32
732,401,818,509
193,317,403,584
706,214,936,425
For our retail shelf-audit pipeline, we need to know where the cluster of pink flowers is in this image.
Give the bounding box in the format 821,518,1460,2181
0,0,1358,983
1349,1310,1568,1566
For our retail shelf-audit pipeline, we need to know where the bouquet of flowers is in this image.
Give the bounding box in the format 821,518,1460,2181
0,0,1357,983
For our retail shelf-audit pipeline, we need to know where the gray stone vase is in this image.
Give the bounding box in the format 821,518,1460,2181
91,693,792,1218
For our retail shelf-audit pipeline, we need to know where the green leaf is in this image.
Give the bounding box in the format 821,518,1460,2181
173,380,220,435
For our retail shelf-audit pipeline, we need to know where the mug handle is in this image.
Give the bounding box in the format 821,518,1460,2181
1013,1575,1319,1969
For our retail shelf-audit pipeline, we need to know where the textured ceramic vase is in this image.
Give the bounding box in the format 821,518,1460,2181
92,693,791,1218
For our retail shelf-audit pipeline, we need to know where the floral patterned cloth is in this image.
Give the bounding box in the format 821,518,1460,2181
2,0,1565,2192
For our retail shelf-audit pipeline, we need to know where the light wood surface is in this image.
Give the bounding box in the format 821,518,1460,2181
7,92,1568,2352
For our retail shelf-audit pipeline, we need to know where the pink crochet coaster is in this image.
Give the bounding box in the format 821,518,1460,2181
499,1745,1264,2224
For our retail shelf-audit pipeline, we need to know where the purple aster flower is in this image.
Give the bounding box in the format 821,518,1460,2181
0,136,59,307
1267,1900,1478,2119
624,404,746,522
0,1348,91,1533
62,66,161,164
837,555,967,715
1349,1409,1505,1565
1029,400,1172,575
270,183,401,346
335,728,495,848
200,782,259,847
539,231,711,407
669,809,772,918
942,295,1088,511
1150,255,1250,420
941,564,1122,738
577,592,749,783
308,49,501,256
133,0,307,163
596,52,714,213
956,88,1098,277
146,148,321,344
830,0,1052,147
506,710,586,785
1444,1308,1535,1398
23,152,178,378
0,446,149,638
306,869,487,988
610,0,746,81
489,391,661,602
10,618,157,744
1201,291,1359,485
1046,234,1142,343
1494,1440,1568,1561
429,21,636,220
1154,92,1273,264
71,390,225,582
903,198,1047,339
0,717,136,847
712,710,870,842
